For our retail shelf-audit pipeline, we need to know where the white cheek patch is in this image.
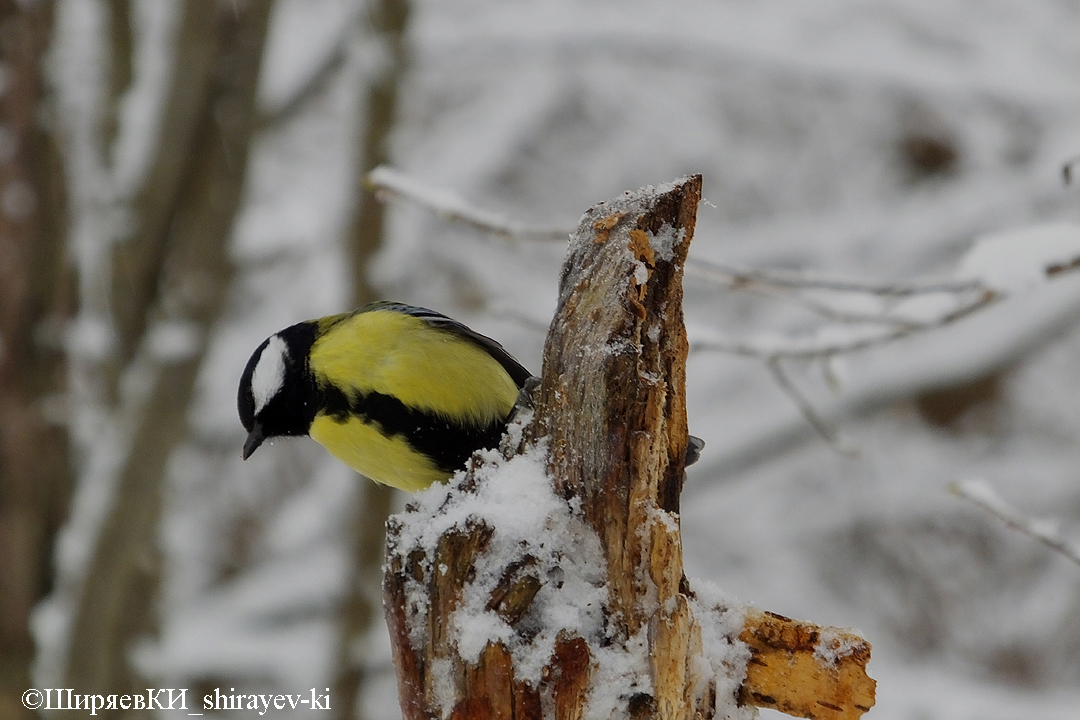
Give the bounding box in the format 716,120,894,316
251,334,289,414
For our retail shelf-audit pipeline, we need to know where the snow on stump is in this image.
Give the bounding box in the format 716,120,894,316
383,176,876,720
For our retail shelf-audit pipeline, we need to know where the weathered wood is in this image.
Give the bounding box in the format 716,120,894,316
530,177,704,719
739,610,875,720
382,177,876,720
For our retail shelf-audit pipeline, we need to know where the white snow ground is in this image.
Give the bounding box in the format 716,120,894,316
40,1,1080,718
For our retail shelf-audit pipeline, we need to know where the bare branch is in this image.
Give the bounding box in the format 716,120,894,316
950,479,1080,568
765,357,857,457
368,166,989,307
366,165,571,241
257,38,350,131
747,285,923,327
364,161,1014,467
685,257,983,296
362,168,1011,463
690,289,996,360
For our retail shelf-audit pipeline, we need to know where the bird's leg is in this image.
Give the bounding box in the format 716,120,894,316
510,375,541,422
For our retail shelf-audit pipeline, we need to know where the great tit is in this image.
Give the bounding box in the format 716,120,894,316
239,301,704,492
238,302,533,492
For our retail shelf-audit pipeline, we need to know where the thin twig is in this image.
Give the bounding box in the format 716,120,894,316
685,258,982,296
950,479,1080,568
748,285,924,327
366,165,571,241
765,356,857,457
690,289,996,360
256,31,353,131
363,168,1002,360
362,167,1008,459
364,167,988,302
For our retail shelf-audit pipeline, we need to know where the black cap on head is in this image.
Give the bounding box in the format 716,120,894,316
238,337,270,434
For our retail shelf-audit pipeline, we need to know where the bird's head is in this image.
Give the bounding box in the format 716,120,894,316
237,322,319,459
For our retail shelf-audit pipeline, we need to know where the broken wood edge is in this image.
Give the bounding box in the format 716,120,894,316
738,608,876,720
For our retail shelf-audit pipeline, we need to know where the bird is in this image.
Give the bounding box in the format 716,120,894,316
237,302,533,492
238,301,704,492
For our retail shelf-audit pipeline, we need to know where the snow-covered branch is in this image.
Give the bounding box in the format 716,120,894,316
685,258,981,296
692,223,1080,360
365,166,1006,346
950,479,1080,568
367,166,980,296
689,290,995,360
366,165,570,241
747,287,926,327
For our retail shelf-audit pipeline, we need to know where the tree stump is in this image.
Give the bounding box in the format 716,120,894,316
383,176,875,720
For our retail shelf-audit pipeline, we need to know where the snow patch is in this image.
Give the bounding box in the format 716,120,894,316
648,224,682,263
813,626,867,668
389,426,753,720
585,627,653,719
633,259,649,286
689,581,754,719
958,223,1080,294
394,441,607,692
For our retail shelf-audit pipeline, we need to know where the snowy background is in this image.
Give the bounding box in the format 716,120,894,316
34,1,1080,718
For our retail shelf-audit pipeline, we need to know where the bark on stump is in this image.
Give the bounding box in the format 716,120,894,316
383,176,875,720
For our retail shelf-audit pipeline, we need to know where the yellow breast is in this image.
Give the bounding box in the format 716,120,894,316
306,308,521,490
309,414,446,492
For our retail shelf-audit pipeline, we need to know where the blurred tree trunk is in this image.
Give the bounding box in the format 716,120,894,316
0,3,74,719
63,2,272,713
334,0,411,717
107,0,225,378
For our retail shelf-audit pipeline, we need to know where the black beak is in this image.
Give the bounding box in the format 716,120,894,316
242,423,266,460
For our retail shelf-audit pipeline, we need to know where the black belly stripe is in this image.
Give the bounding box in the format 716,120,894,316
320,384,507,474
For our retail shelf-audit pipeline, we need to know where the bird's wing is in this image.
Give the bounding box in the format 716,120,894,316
369,302,535,388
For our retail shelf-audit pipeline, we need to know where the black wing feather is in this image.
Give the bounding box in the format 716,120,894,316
364,302,534,388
